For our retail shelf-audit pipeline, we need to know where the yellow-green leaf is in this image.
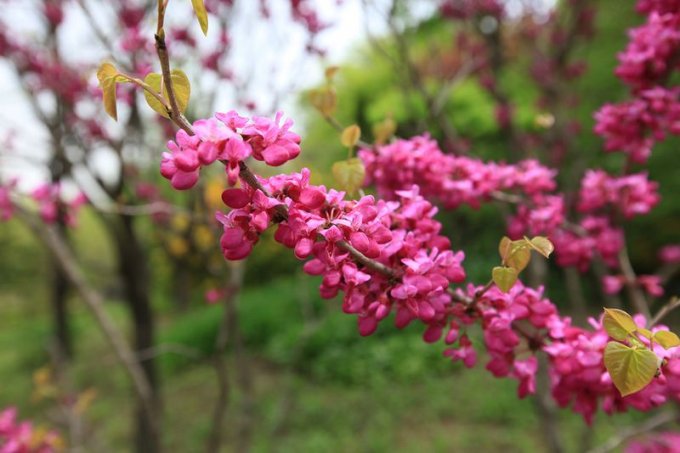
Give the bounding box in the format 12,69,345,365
101,77,118,120
96,62,118,84
324,66,339,83
654,330,680,349
604,342,658,396
498,236,512,261
492,266,518,293
506,247,531,272
191,0,209,35
602,308,638,341
341,125,361,148
143,70,191,119
525,236,554,258
309,88,337,117
637,328,654,340
332,158,365,195
373,116,396,145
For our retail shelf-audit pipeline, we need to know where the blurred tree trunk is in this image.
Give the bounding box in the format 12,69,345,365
49,224,72,362
114,213,161,453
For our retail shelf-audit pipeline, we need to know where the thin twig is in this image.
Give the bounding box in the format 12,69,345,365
651,297,680,326
619,246,651,319
206,261,245,453
586,410,677,453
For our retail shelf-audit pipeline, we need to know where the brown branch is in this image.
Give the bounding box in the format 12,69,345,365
618,246,651,319
14,206,158,440
154,0,193,134
651,297,680,327
586,410,677,453
336,240,401,279
206,261,245,453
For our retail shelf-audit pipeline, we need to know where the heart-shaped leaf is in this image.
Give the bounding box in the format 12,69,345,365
373,116,396,145
96,62,121,120
602,308,638,341
492,266,518,293
604,341,658,396
498,236,512,262
309,87,337,117
143,70,191,118
654,330,680,349
324,66,339,82
341,124,361,148
525,236,554,258
506,246,531,272
96,62,117,84
637,328,653,340
332,158,365,195
101,76,118,120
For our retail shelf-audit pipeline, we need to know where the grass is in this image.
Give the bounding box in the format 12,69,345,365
0,271,660,452
0,213,664,452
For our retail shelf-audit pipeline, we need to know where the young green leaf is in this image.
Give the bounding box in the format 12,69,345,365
373,116,396,145
653,330,680,349
143,70,191,119
506,247,531,272
604,342,658,396
96,62,118,84
637,328,654,340
341,125,361,148
191,0,209,35
170,69,191,112
525,236,554,258
324,66,339,83
498,236,512,262
332,158,365,195
602,308,638,341
492,266,518,293
309,88,337,117
96,62,121,120
101,77,118,120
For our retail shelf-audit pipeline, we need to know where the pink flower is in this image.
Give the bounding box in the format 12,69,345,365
659,245,680,264
161,111,299,189
241,112,301,166
603,275,625,295
0,179,17,221
204,288,227,304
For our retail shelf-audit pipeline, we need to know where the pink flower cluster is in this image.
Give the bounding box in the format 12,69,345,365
359,135,557,210
636,0,680,14
134,182,171,225
439,0,504,20
218,167,467,336
552,216,624,271
595,0,680,164
0,407,61,453
594,87,680,163
603,274,664,297
546,315,680,424
30,184,87,227
615,11,680,90
468,284,557,398
577,170,660,218
507,195,565,238
659,244,680,264
438,281,680,424
161,111,301,190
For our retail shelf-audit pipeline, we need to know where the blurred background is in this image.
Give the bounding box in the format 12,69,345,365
0,0,678,451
